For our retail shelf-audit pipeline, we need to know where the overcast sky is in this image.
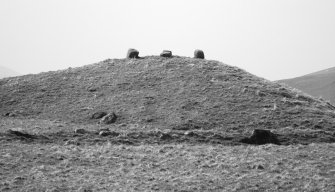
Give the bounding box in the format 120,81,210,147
1,0,335,80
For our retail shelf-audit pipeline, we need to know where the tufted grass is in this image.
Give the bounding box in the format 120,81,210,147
1,140,334,191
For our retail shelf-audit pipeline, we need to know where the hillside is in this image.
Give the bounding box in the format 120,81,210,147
0,66,20,79
278,67,335,105
1,56,335,145
1,56,335,191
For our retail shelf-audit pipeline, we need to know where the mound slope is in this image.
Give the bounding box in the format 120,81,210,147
278,66,335,105
1,56,335,144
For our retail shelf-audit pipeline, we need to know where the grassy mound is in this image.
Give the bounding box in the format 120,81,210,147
1,56,335,191
1,56,335,144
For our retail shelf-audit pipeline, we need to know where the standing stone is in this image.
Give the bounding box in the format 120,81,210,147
160,50,172,58
194,49,205,59
99,112,117,124
126,48,139,59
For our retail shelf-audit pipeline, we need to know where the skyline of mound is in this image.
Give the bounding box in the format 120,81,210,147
278,66,335,105
1,56,335,145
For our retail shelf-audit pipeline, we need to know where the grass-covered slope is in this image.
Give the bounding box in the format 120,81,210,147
1,56,335,191
1,56,335,133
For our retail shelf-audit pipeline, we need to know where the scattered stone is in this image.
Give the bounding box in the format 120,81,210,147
256,165,265,170
240,129,280,145
97,128,119,137
88,87,97,92
74,128,86,134
194,49,205,59
91,111,107,119
7,128,35,139
256,90,265,97
126,48,139,59
110,131,120,137
99,130,111,137
184,131,198,137
99,112,117,124
64,139,80,146
160,133,173,140
160,50,172,58
3,112,16,117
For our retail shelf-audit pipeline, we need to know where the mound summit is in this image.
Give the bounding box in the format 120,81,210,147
1,56,335,144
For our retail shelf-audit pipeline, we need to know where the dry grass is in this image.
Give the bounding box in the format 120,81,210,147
1,140,334,191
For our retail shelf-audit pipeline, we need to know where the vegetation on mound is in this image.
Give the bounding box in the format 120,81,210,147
1,56,335,145
1,56,335,191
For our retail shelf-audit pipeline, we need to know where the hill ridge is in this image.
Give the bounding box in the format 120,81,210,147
278,66,335,104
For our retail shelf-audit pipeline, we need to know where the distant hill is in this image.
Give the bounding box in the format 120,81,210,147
278,67,335,104
1,56,335,145
0,66,20,79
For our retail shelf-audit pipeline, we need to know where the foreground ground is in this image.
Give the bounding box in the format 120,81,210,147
1,140,334,191
1,120,335,191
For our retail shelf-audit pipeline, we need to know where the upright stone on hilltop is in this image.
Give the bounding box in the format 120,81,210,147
194,49,205,59
127,48,139,59
160,50,172,58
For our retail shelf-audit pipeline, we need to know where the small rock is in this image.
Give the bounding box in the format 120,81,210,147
160,50,172,58
240,129,280,145
256,90,265,96
4,112,16,117
99,130,111,136
91,111,107,119
126,48,139,59
184,131,198,137
64,139,80,146
110,131,120,137
99,113,117,124
74,128,86,134
256,165,265,170
194,49,205,59
160,133,173,140
7,128,35,139
88,87,97,92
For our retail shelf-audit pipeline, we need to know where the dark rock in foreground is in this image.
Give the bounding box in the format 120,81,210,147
240,129,280,145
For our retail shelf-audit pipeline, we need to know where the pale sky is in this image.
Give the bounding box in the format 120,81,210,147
1,0,335,80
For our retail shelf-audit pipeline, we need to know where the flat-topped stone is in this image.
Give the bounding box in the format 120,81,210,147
160,50,172,58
